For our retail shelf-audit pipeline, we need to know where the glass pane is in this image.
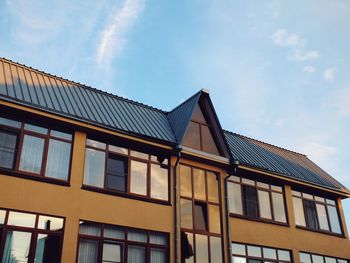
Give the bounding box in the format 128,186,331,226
243,185,258,218
210,237,223,263
150,248,166,263
78,239,99,263
0,116,21,128
50,130,72,141
19,135,45,174
104,226,125,239
0,210,6,224
151,156,168,165
150,233,167,245
327,205,342,234
181,198,193,229
83,148,105,188
230,176,240,182
195,234,209,263
258,190,272,219
194,202,208,231
304,200,319,230
314,196,325,203
0,131,17,169
209,205,221,234
292,190,301,197
130,160,147,196
24,123,48,134
278,250,291,261
247,245,262,257
2,231,31,263
325,257,337,263
337,260,347,263
326,199,336,205
316,204,330,231
103,243,122,262
107,156,127,192
271,185,282,192
193,169,206,200
7,211,36,227
130,150,148,160
35,234,61,263
201,125,220,155
151,164,168,200
38,216,64,231
207,172,219,203
257,182,269,189
300,253,312,263
86,139,106,149
79,221,101,236
109,145,128,155
302,193,313,200
263,248,277,259
312,255,325,263
180,165,192,198
128,229,147,242
45,139,71,180
293,197,306,226
232,243,246,256
127,246,145,263
183,121,201,150
181,232,194,263
242,178,255,186
233,256,247,263
272,192,286,223
228,182,243,214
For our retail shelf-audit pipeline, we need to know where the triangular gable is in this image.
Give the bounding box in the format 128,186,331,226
167,89,230,158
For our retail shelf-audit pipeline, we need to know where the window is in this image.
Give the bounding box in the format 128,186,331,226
77,221,169,263
228,176,287,223
0,115,73,182
180,165,223,263
0,208,64,263
83,139,169,202
232,242,292,263
292,190,342,234
299,252,348,263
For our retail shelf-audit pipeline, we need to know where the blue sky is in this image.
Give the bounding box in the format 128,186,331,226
1,0,349,228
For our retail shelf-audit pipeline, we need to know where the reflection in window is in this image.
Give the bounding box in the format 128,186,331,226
300,252,348,263
45,139,71,180
0,130,17,169
150,164,168,200
78,239,99,263
180,165,192,198
35,234,61,263
84,148,105,188
181,199,193,229
102,242,122,263
19,135,45,174
130,160,147,196
194,202,208,231
2,231,31,263
195,234,209,263
193,169,206,200
107,155,127,192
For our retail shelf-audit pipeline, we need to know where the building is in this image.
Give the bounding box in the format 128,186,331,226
0,57,349,263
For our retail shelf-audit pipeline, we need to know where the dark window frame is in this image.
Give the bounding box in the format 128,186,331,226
0,115,73,185
299,251,349,263
292,190,344,236
228,176,289,226
179,164,224,263
76,220,169,263
83,138,170,204
0,207,65,263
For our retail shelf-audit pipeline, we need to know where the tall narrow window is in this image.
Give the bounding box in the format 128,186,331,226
0,130,17,169
107,155,127,192
304,200,318,230
243,186,258,218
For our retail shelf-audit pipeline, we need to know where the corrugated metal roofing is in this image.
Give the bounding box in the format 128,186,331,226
0,57,347,193
0,58,176,143
224,131,346,190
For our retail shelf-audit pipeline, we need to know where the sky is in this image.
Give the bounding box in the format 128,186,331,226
0,0,349,229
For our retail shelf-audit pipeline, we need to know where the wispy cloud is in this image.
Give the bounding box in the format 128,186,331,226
271,29,303,47
290,50,320,61
302,65,316,73
97,0,144,68
323,67,335,81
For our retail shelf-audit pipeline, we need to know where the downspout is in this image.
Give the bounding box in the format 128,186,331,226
225,160,239,263
174,145,182,263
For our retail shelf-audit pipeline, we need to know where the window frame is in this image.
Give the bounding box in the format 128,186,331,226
228,176,289,226
82,138,171,205
76,220,169,263
0,115,73,186
0,207,65,263
292,190,344,237
299,251,349,263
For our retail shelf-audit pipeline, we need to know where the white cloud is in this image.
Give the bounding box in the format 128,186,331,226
97,0,144,68
290,49,320,61
271,28,303,47
302,65,316,73
301,142,337,165
324,67,335,81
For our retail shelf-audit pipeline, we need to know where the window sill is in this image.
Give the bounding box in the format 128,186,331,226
230,213,289,227
0,169,70,187
295,225,345,238
81,185,171,206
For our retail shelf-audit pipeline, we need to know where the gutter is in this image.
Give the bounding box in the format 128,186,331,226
174,145,182,263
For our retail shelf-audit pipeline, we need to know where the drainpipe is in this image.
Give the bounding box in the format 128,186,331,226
225,160,239,263
174,145,182,263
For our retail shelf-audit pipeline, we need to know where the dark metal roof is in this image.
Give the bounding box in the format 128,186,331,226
0,57,347,193
0,58,176,143
224,131,347,191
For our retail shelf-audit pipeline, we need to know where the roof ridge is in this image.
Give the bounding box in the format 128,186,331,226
0,57,166,114
167,89,202,113
223,129,307,157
